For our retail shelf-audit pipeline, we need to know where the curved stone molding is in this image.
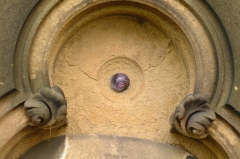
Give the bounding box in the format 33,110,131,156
0,1,238,159
20,135,194,159
24,86,67,129
169,94,216,139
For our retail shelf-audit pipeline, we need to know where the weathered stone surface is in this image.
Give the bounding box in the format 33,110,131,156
206,0,240,111
0,0,39,97
205,0,240,135
0,0,240,159
170,94,216,139
20,135,193,159
0,106,28,153
52,13,190,144
208,118,240,159
24,86,67,129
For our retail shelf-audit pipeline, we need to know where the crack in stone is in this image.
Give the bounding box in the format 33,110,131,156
64,58,75,66
63,58,97,81
79,70,98,81
143,49,172,71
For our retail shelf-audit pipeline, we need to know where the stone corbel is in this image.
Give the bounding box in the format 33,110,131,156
169,94,216,139
24,86,67,129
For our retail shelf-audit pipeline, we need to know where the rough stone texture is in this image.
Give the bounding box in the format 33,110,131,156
206,0,240,111
208,118,240,159
52,15,190,141
7,8,223,157
5,8,222,158
0,0,39,97
66,135,190,159
0,106,28,151
66,135,191,159
205,0,240,136
0,0,240,159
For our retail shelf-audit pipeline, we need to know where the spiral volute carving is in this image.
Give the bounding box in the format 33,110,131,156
169,94,216,139
24,86,67,129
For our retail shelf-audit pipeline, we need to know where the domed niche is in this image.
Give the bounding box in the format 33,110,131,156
49,2,195,142
7,1,231,159
52,14,193,136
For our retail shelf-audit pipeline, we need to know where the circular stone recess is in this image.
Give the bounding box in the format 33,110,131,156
52,15,191,139
98,56,143,101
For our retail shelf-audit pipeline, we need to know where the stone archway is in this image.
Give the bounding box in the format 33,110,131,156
0,0,240,158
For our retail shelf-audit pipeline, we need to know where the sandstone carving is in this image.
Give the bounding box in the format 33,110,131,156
24,86,67,129
169,94,216,139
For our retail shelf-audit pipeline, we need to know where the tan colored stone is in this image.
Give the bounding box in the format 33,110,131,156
1,0,238,158
0,106,28,153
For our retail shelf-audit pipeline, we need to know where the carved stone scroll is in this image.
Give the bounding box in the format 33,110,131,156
169,94,216,139
24,86,67,129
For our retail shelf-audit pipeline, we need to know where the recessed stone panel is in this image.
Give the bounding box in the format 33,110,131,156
52,14,191,141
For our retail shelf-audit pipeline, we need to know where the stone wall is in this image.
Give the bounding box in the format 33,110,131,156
0,0,240,158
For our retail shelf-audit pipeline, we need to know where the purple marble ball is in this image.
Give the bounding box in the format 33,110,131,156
111,73,130,92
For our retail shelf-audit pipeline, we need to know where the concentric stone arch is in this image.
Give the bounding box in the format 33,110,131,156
0,0,237,158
